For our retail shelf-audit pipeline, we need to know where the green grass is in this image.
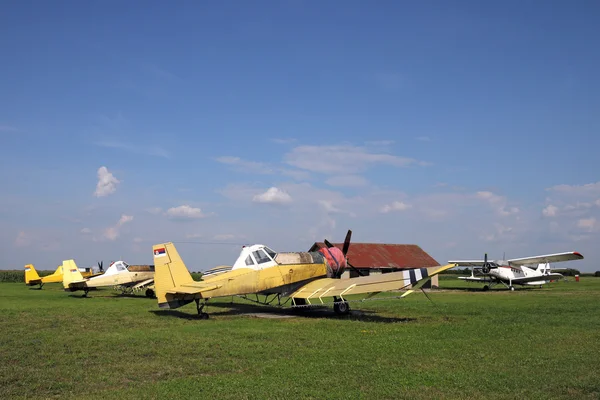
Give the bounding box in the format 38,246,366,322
1,277,599,399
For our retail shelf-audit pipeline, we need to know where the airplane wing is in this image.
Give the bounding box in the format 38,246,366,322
511,273,564,284
289,263,456,301
132,278,154,289
507,252,583,266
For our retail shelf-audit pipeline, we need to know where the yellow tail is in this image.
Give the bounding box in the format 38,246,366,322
24,264,41,285
61,260,86,290
153,243,195,308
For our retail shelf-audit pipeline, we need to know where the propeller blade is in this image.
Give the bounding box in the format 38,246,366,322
347,261,365,277
342,229,352,256
324,239,334,249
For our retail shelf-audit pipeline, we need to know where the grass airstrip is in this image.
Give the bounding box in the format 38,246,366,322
1,275,599,399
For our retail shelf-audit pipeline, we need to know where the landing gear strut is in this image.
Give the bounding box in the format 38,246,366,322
195,299,209,319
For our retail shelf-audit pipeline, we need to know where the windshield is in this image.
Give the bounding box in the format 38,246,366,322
253,249,271,264
263,246,277,260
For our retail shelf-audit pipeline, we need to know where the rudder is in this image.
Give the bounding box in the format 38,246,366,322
61,260,86,290
153,242,195,308
24,264,41,285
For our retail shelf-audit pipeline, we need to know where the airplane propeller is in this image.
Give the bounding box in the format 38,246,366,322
98,261,104,273
323,229,365,278
481,253,493,274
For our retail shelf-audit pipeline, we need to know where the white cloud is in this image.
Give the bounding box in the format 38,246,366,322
103,214,133,241
213,234,236,240
94,141,170,158
15,231,30,247
166,205,205,220
80,228,92,234
547,182,600,196
325,175,368,187
94,166,120,197
380,201,412,213
476,191,519,216
271,138,297,144
542,205,558,217
216,156,274,174
577,217,597,232
216,156,309,180
365,140,395,146
146,207,162,215
253,187,292,204
284,145,421,174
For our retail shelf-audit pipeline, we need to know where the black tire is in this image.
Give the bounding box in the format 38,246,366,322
199,312,209,320
333,301,350,315
145,289,155,298
483,285,490,291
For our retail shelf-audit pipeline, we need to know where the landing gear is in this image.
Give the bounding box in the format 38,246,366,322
333,298,350,315
483,285,490,291
145,288,155,298
509,286,515,291
194,299,209,319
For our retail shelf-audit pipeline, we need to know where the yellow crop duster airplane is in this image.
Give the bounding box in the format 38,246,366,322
24,263,97,288
62,260,156,297
153,230,457,319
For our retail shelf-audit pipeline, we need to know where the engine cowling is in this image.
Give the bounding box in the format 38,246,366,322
319,247,347,278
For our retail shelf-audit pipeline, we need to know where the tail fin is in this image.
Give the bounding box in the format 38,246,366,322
153,243,195,308
61,260,86,289
24,264,41,285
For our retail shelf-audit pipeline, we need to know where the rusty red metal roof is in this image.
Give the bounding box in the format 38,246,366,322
309,242,440,269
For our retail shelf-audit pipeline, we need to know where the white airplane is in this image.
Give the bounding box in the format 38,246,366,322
449,251,584,291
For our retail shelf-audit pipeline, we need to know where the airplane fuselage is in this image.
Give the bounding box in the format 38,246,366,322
489,265,552,286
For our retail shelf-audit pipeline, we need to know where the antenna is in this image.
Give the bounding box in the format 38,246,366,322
503,251,505,260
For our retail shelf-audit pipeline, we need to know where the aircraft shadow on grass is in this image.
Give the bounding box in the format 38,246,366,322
150,301,417,323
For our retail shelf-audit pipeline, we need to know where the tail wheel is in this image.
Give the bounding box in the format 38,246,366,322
145,288,155,298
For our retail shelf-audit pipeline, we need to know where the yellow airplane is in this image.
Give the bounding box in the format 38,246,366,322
62,259,155,297
24,263,96,288
152,230,457,319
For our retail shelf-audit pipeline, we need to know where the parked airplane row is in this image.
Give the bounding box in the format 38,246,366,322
25,260,156,297
22,230,584,318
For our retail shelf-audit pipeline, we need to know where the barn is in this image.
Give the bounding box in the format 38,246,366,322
308,242,441,289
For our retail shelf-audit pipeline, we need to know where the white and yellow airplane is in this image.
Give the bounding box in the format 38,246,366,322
450,251,584,291
62,260,156,297
152,230,457,319
24,263,97,288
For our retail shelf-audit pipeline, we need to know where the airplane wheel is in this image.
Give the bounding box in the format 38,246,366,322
145,289,155,298
483,285,490,291
334,301,350,315
509,286,515,291
199,312,209,320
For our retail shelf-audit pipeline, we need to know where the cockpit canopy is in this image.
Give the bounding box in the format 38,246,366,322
104,260,130,275
233,245,278,270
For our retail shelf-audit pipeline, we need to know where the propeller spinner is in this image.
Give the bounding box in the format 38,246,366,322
481,253,492,274
322,229,365,278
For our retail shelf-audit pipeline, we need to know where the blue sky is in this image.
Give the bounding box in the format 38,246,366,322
2,1,599,272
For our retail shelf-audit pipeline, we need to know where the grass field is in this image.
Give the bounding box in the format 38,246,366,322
1,276,599,399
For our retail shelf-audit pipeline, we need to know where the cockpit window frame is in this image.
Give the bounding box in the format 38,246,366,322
263,246,277,260
245,255,255,266
253,249,271,264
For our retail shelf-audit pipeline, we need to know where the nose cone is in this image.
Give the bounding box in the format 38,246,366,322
319,247,347,277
